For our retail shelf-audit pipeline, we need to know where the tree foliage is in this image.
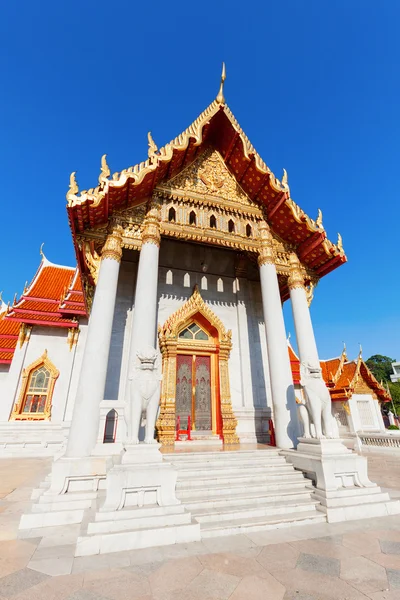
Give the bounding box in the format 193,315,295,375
365,355,396,384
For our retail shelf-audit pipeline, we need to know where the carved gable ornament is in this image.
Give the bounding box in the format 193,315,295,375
161,148,257,208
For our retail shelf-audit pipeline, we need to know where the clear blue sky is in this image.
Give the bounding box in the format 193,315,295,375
1,1,399,362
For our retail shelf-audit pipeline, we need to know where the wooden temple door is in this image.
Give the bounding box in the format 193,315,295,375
176,353,213,432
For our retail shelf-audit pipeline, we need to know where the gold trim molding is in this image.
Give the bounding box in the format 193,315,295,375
157,286,239,446
10,350,59,421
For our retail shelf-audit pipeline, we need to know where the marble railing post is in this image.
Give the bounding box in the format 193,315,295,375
258,223,298,449
126,201,161,385
288,253,319,366
66,227,123,458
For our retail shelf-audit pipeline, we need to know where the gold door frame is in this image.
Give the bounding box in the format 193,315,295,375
157,285,239,447
176,347,216,433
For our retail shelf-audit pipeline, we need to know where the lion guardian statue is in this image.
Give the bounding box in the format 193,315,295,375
299,361,334,439
124,346,162,445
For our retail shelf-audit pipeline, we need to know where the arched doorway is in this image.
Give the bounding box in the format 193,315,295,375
157,286,239,447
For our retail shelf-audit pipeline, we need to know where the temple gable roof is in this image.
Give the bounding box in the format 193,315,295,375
66,71,346,281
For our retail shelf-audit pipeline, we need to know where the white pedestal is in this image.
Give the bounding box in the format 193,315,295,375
283,438,400,522
101,443,179,511
49,455,113,495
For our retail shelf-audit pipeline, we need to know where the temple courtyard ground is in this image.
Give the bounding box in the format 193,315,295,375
0,454,400,599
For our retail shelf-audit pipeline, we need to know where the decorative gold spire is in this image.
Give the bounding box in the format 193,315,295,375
216,62,226,104
337,233,344,252
99,154,110,184
66,172,79,202
316,209,323,228
13,292,17,306
0,291,2,303
282,169,288,188
23,281,28,294
147,132,158,160
40,243,45,260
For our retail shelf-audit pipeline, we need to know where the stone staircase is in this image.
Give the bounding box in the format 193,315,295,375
164,448,326,538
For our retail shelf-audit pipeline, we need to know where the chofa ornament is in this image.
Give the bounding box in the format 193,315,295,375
298,361,335,439
124,346,162,445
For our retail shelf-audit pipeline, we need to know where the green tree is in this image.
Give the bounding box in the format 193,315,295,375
388,382,400,415
365,355,396,384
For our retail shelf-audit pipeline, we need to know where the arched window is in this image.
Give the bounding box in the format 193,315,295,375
189,211,196,225
168,207,176,222
210,215,217,229
104,409,118,443
11,350,59,421
246,224,252,238
228,219,235,233
179,322,209,341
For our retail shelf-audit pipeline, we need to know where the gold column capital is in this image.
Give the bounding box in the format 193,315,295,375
288,252,305,290
101,226,123,262
142,201,161,247
257,221,275,267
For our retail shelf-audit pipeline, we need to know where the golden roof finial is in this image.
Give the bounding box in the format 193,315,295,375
99,154,110,184
216,62,226,104
66,172,79,203
0,291,2,303
147,132,158,160
359,343,363,357
40,243,45,260
282,169,288,188
337,232,344,252
13,292,17,306
316,209,323,228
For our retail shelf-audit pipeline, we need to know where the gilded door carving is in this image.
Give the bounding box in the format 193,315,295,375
176,355,192,430
195,355,211,430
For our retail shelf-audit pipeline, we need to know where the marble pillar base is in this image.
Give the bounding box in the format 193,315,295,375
48,455,113,495
283,438,400,522
75,442,201,556
100,443,178,512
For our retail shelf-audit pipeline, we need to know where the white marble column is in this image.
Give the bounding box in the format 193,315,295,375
288,253,319,366
66,227,123,458
258,223,298,448
126,203,161,384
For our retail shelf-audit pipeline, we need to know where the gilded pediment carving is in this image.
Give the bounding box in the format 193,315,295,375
159,148,259,209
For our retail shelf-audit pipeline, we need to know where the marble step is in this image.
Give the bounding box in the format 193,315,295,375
175,464,294,479
163,449,280,462
176,470,306,490
192,498,319,524
76,521,201,556
39,491,97,504
200,510,325,538
170,456,288,470
32,498,94,513
95,504,186,521
182,488,313,511
88,510,191,535
20,508,85,529
177,478,310,500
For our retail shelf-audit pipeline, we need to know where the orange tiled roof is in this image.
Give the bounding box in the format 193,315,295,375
0,310,19,364
5,258,87,337
288,345,390,403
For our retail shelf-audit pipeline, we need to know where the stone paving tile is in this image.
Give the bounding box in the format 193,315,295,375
342,531,382,556
0,567,49,597
387,568,400,589
368,592,400,600
289,538,357,560
256,543,299,571
296,552,340,577
283,593,319,600
184,568,240,600
11,573,84,600
366,552,400,570
340,555,388,595
198,552,260,577
149,556,203,599
28,556,74,577
229,573,285,600
85,570,151,600
380,540,400,555
270,567,367,600
65,591,111,600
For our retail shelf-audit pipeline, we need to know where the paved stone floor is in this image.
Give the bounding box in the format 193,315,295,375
0,454,400,599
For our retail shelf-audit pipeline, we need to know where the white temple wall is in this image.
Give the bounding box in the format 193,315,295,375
349,394,383,432
17,327,78,423
63,320,88,422
0,340,30,422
